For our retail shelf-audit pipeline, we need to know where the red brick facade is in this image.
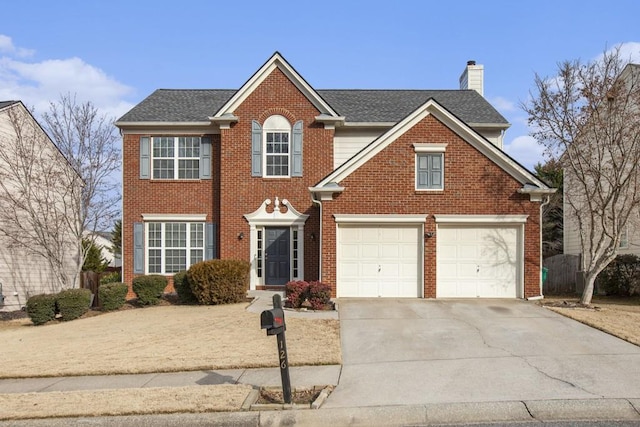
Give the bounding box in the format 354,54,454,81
120,57,544,299
320,115,541,298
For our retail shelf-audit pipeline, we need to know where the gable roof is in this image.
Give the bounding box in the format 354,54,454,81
116,89,509,126
313,97,548,191
212,52,340,119
116,53,509,127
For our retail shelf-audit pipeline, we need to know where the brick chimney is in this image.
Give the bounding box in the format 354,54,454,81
459,60,484,96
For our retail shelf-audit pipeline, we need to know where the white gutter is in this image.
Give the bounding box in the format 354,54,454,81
538,194,552,299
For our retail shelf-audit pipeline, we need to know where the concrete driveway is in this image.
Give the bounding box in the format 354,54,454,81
323,298,640,408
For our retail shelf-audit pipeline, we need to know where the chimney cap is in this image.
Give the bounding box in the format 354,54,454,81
467,60,476,66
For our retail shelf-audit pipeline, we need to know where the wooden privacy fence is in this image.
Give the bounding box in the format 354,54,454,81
80,271,101,307
543,254,580,295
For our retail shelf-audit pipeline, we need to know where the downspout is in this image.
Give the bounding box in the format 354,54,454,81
311,195,322,281
530,194,551,300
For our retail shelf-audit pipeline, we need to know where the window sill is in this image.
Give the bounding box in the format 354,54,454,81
415,189,444,193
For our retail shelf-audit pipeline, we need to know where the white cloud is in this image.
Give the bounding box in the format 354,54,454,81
609,42,640,64
489,96,516,112
0,34,134,119
504,135,545,170
0,34,34,58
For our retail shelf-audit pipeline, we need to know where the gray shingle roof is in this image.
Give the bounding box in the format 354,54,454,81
117,88,508,126
0,101,19,110
117,90,236,123
319,90,508,124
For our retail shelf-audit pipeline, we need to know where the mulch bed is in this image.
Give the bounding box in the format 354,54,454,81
257,387,322,405
0,310,28,321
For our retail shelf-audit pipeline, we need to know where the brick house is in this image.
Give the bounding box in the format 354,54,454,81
116,53,553,299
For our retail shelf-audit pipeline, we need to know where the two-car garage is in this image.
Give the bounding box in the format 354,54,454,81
335,215,527,299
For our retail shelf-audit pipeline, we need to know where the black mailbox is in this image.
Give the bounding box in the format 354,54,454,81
261,308,285,335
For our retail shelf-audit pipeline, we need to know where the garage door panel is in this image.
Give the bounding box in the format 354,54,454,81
437,225,520,298
338,225,421,298
361,244,381,259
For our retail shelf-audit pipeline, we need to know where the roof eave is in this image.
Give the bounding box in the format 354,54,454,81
115,121,213,128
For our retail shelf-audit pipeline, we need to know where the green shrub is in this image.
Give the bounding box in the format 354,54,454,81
26,294,57,325
597,254,640,296
100,271,121,285
56,288,92,321
187,259,249,305
174,270,197,304
99,282,128,311
285,280,309,309
308,281,332,310
132,275,167,305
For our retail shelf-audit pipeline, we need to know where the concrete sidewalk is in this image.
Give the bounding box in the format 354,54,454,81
0,365,342,394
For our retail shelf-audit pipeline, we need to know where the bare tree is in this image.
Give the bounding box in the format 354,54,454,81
42,94,121,235
523,48,640,304
0,95,121,294
0,102,82,291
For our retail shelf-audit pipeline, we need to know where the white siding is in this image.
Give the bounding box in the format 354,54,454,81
333,128,386,169
0,103,80,311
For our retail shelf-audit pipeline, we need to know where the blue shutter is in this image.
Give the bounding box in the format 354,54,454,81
417,154,429,189
133,222,144,274
251,121,262,177
200,137,211,179
291,120,303,177
430,154,443,189
205,223,217,259
140,137,150,179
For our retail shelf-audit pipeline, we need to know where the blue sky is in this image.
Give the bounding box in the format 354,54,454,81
1,0,639,170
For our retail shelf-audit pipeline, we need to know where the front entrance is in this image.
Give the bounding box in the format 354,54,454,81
265,227,290,286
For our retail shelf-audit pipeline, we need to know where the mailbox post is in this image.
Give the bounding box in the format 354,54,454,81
260,294,292,404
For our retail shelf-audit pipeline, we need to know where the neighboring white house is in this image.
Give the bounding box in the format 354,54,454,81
86,231,121,268
0,101,81,311
563,63,640,261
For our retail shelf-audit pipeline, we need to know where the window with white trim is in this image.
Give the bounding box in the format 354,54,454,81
414,143,447,191
147,222,204,274
152,136,200,179
263,115,291,177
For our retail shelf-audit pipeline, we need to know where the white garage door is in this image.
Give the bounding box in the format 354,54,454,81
437,225,520,298
338,225,422,297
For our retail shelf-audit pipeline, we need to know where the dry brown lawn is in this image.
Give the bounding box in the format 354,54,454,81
0,303,341,378
541,295,640,346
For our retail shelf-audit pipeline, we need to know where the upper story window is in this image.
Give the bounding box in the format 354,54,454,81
414,143,447,191
139,136,211,180
264,116,291,177
252,117,303,178
153,137,200,179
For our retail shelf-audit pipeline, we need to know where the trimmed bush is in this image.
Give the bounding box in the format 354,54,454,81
100,271,121,285
174,270,197,304
187,259,249,305
26,294,57,325
285,280,309,309
597,254,640,296
99,282,128,311
308,281,332,310
56,288,92,321
132,275,167,305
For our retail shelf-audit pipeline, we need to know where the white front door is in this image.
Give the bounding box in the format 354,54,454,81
437,225,520,298
337,225,422,297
